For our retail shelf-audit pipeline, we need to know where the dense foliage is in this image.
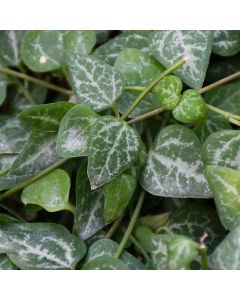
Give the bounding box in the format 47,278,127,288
1,30,240,270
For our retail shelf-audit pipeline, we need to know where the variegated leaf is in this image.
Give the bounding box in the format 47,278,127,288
0,75,9,106
63,30,96,55
0,223,86,270
213,30,240,57
93,31,152,65
18,102,75,132
76,162,105,240
0,254,17,270
151,30,213,89
21,169,72,213
140,125,211,198
83,255,128,270
206,165,240,230
202,130,240,171
0,31,24,66
56,104,99,157
66,54,124,111
87,116,140,189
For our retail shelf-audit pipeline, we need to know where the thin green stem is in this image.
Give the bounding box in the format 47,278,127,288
112,101,120,119
14,78,36,105
114,190,145,259
0,158,69,202
0,66,72,96
105,213,125,239
121,57,186,121
128,233,150,262
0,167,10,177
199,246,208,270
127,107,165,125
207,104,240,121
0,203,26,221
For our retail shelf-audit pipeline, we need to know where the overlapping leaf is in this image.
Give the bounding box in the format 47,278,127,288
212,30,240,56
0,254,17,270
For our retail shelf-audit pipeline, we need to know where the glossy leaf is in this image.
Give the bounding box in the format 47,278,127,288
151,30,213,89
94,31,152,65
140,125,211,198
104,173,136,223
212,30,240,57
172,89,208,123
18,102,75,132
76,163,105,240
0,30,24,66
0,223,86,270
202,130,240,171
88,116,140,189
21,31,64,72
114,48,164,86
21,169,72,213
56,104,99,157
206,165,240,230
66,54,124,111
83,255,128,270
0,254,17,270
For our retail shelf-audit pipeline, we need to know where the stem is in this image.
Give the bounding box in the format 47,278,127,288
0,66,72,96
0,203,26,221
14,78,36,105
0,168,10,177
66,202,76,215
112,101,120,119
0,158,69,202
207,104,240,121
121,57,186,121
199,232,208,270
114,190,145,258
105,213,125,239
128,233,150,262
127,107,165,125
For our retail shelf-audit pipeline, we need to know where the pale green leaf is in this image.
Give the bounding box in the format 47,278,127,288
21,169,72,213
140,125,211,198
83,255,128,270
87,116,140,189
213,30,240,57
104,173,136,223
0,223,86,270
151,30,213,89
56,104,99,157
66,54,124,111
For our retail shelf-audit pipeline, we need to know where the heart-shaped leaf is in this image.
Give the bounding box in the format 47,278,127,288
85,238,144,270
104,173,136,224
206,165,240,230
202,130,240,171
172,89,208,123
18,102,75,132
0,254,17,270
114,48,164,86
210,225,240,269
21,169,72,213
88,116,140,189
21,31,64,72
76,163,105,240
83,255,128,270
66,54,124,111
94,31,152,65
167,203,226,252
151,30,213,89
212,30,240,57
154,75,182,110
140,125,211,198
0,223,86,270
56,104,99,157
0,31,24,66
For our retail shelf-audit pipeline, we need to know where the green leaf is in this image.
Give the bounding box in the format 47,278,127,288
0,254,17,270
212,30,240,57
83,255,128,270
18,102,74,132
21,31,64,72
194,112,231,144
204,82,240,115
206,165,240,230
0,31,24,66
140,125,210,198
0,75,8,106
88,116,140,189
151,30,213,89
21,169,72,213
0,154,18,173
56,104,99,157
76,163,105,240
93,31,152,65
63,30,96,56
104,173,136,223
172,89,208,123
0,115,30,154
114,48,164,86
139,212,170,232
210,225,240,270
167,203,225,252
85,238,144,270
202,130,240,171
0,223,86,270
66,54,124,111
117,91,161,119
154,75,182,110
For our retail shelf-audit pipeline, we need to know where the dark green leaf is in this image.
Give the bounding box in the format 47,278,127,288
212,30,240,56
